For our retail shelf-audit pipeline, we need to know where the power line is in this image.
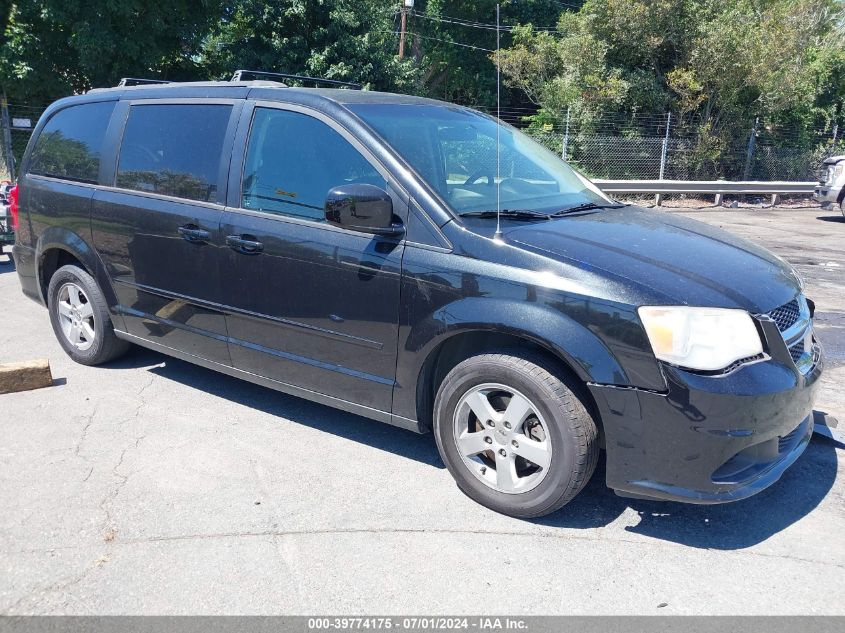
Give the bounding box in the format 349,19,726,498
403,32,496,53
374,4,587,58
546,0,585,10
372,29,497,53
410,11,564,33
408,0,584,28
411,11,503,29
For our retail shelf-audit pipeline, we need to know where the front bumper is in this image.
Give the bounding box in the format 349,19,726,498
814,184,841,206
590,341,823,504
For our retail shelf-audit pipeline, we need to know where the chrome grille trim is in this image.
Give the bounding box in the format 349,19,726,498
765,294,816,375
768,299,800,332
766,295,811,346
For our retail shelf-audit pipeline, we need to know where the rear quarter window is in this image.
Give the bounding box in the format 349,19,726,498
28,101,116,184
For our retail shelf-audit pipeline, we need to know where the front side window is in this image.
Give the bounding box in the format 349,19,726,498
116,104,232,202
241,108,385,221
29,101,116,183
348,104,610,215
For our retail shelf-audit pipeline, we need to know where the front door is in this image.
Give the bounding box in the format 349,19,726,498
217,104,407,412
91,101,239,365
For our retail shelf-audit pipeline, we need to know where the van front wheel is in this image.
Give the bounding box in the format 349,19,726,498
47,265,129,366
433,353,599,518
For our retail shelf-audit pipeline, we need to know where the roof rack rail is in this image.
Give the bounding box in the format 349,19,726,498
230,69,362,90
117,78,173,87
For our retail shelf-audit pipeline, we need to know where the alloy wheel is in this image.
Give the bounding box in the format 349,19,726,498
452,383,552,494
56,282,96,351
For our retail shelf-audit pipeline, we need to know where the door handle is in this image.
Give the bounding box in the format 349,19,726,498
178,225,211,243
226,234,264,255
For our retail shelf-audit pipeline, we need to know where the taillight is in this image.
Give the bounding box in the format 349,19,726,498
8,184,18,231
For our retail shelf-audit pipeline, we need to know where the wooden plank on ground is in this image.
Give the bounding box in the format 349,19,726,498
0,359,53,394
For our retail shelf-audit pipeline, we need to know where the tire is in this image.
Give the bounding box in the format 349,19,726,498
433,352,599,518
47,264,129,366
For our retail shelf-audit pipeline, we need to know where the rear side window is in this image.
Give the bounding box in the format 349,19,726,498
28,101,116,184
116,104,232,202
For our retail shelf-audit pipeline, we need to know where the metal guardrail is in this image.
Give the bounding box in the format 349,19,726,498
592,179,818,206
593,179,817,195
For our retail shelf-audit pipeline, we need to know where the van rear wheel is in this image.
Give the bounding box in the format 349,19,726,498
47,265,129,365
433,352,599,518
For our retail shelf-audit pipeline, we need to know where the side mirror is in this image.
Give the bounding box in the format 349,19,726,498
325,184,404,236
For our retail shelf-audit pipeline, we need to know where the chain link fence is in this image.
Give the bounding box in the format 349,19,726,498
509,110,843,183
0,102,47,181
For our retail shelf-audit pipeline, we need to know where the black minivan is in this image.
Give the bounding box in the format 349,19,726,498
12,76,822,517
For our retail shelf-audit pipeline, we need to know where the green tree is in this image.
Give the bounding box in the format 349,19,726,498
496,0,845,176
0,1,224,103
498,0,845,133
496,18,628,120
410,0,578,106
197,0,418,92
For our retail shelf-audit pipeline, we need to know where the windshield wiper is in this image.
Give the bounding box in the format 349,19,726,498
458,209,551,220
551,202,626,216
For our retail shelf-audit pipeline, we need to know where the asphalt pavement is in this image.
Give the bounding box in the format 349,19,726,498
0,206,842,615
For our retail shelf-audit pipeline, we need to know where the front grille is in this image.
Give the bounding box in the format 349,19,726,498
766,295,817,374
768,299,801,332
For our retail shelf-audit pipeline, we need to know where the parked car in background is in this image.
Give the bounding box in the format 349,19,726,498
815,155,845,217
0,180,16,262
12,75,823,517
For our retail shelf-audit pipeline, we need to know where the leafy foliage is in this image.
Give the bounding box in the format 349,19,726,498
0,1,225,102
197,0,418,91
409,0,571,105
498,0,845,142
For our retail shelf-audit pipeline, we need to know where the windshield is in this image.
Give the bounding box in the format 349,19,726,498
348,103,611,216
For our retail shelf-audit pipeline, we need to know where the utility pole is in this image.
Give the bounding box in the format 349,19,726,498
399,0,414,59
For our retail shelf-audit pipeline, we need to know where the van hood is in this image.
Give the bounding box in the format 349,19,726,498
502,206,801,312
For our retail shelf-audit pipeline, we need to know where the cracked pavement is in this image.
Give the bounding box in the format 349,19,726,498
0,207,843,614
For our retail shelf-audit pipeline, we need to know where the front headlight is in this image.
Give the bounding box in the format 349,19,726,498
638,306,764,371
